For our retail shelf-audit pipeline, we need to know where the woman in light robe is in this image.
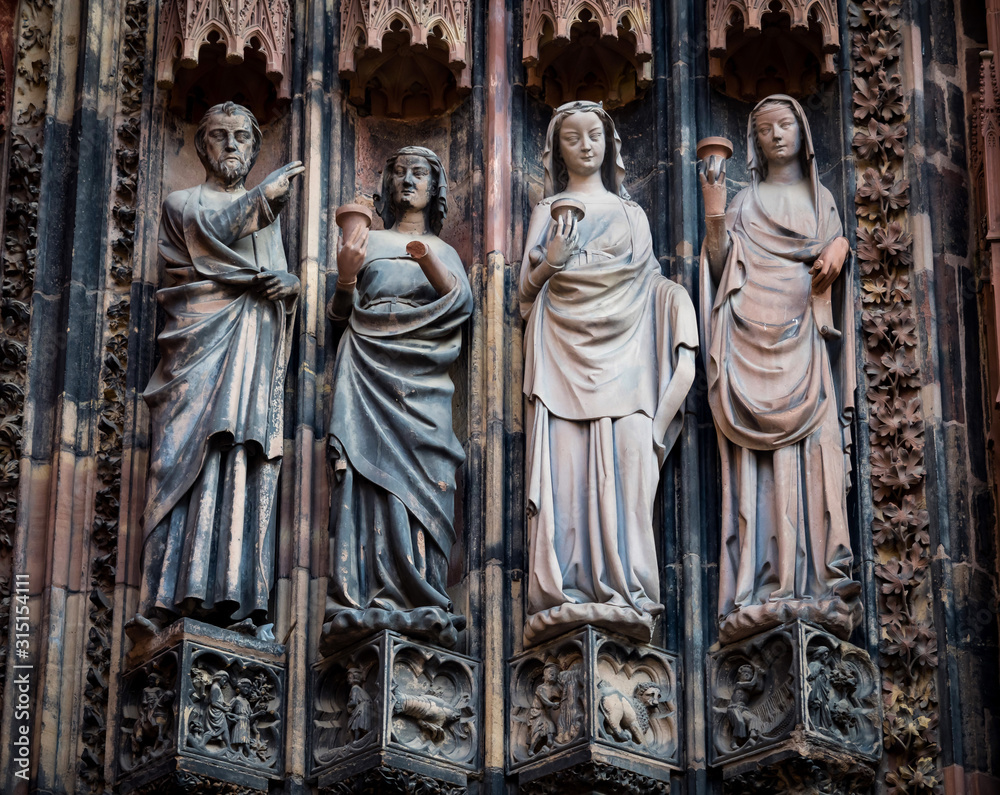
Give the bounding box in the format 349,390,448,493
699,95,862,644
520,101,698,647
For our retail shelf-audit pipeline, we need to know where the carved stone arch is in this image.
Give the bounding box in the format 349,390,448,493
522,0,653,109
337,0,472,119
707,0,840,100
155,0,292,122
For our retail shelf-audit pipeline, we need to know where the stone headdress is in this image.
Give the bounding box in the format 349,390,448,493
747,94,820,206
542,100,629,200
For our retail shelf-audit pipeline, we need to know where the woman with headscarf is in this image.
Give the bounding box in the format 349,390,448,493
699,95,862,645
323,146,473,649
519,101,698,647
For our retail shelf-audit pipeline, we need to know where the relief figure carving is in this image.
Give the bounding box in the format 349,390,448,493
130,672,176,763
723,663,764,750
698,95,862,645
555,666,584,744
520,101,698,646
527,663,562,754
518,658,585,758
710,638,796,759
324,146,473,649
127,103,302,639
188,662,280,766
346,665,374,743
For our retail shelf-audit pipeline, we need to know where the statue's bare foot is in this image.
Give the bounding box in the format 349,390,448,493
124,613,160,641
226,617,257,637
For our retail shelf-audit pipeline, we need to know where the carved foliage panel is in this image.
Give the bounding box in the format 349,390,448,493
0,0,53,723
78,2,149,792
849,0,940,790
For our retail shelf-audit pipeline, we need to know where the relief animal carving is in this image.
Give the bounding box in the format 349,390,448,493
391,685,470,743
597,680,661,746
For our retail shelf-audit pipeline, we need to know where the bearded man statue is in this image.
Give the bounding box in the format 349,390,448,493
127,102,303,639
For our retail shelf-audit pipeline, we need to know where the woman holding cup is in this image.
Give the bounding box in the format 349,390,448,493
519,101,698,646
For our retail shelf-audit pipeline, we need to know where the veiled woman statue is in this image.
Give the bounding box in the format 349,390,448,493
323,146,473,649
520,101,698,646
699,95,862,645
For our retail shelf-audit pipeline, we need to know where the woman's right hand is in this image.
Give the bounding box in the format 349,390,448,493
698,155,727,216
544,214,580,268
336,223,368,285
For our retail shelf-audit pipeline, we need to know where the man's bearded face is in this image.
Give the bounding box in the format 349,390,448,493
203,114,255,187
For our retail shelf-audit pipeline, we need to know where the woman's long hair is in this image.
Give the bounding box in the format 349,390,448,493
374,146,449,235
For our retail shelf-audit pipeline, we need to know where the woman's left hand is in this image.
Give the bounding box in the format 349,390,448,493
810,237,849,293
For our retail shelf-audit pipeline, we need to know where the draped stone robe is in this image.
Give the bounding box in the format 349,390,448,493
520,193,698,646
326,232,473,639
701,181,860,644
140,183,295,625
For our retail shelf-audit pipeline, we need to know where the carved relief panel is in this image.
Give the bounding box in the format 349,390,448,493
707,0,839,100
312,631,480,791
156,0,292,119
116,621,286,795
509,627,678,791
708,620,880,771
339,0,472,118
522,0,653,108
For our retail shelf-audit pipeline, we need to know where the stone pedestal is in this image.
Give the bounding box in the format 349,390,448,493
508,626,679,794
708,620,881,794
311,630,480,794
115,620,286,795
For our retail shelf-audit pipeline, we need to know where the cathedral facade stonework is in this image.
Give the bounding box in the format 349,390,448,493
0,1,998,794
